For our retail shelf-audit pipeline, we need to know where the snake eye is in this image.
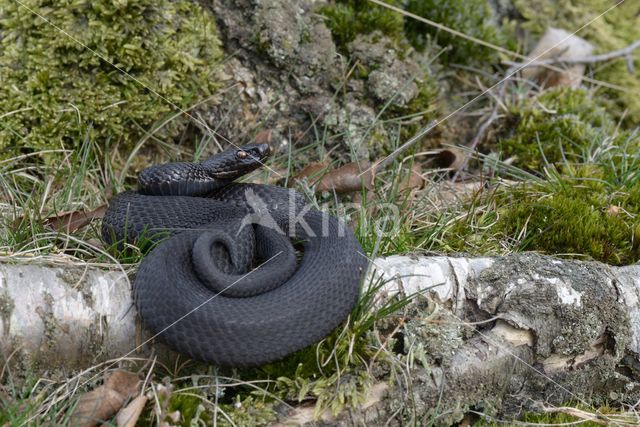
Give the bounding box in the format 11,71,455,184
236,150,248,160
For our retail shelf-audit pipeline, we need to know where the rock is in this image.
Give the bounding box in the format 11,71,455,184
200,0,435,161
348,32,423,106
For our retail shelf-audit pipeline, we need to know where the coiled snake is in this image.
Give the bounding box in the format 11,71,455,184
102,143,368,367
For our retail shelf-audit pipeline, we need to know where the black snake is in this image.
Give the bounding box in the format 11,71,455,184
102,143,368,367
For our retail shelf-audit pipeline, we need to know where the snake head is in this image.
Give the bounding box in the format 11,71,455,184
203,143,271,179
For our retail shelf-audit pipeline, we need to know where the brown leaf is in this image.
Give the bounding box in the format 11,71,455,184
316,161,373,194
69,370,140,427
104,370,140,399
399,164,424,194
290,161,330,187
116,395,148,427
44,205,107,234
254,129,272,145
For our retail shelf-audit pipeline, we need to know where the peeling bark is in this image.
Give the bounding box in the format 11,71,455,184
292,254,640,426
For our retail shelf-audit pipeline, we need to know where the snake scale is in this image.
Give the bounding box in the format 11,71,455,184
102,143,368,367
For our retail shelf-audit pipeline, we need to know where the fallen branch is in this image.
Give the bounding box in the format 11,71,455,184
504,39,640,74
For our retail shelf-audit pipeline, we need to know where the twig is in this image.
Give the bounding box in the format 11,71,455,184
504,39,640,74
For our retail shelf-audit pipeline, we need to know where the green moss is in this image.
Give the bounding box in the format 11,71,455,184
321,0,507,65
166,394,209,425
419,125,640,266
513,0,640,125
498,87,615,171
444,153,640,265
404,0,506,64
218,395,277,426
0,0,222,158
496,181,640,265
319,0,405,53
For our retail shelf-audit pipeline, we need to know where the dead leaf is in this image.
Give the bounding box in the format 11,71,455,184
104,370,140,398
315,161,373,193
432,148,466,171
116,395,148,427
254,129,272,145
399,164,424,194
44,205,107,234
69,370,140,427
290,161,330,187
522,28,593,88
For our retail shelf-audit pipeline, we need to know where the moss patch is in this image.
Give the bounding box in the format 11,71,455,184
498,87,615,171
437,147,640,266
495,179,640,265
320,0,508,65
404,0,506,65
0,0,222,158
319,0,405,53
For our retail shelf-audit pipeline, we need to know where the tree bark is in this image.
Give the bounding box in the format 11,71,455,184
279,254,640,425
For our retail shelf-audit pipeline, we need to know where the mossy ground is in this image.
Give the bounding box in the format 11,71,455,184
320,0,510,65
0,0,222,159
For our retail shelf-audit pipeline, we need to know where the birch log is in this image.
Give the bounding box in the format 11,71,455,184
281,253,640,425
2,253,640,425
0,260,175,379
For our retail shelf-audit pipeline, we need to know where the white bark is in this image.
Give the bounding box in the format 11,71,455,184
0,261,137,373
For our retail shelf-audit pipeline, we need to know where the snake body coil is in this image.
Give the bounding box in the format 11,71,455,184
102,144,368,367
